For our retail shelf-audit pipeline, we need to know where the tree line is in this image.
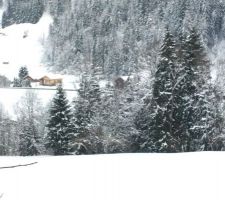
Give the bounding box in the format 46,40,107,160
45,28,224,155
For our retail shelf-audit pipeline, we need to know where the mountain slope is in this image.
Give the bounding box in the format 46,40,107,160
0,13,52,79
0,13,77,116
45,0,225,77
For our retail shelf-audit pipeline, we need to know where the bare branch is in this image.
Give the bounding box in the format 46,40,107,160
0,162,38,170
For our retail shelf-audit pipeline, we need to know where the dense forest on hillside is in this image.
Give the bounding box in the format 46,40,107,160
44,0,225,76
1,0,225,155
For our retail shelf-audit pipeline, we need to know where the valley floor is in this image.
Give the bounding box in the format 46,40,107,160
0,153,224,200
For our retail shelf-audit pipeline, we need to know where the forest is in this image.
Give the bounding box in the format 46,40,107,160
1,0,225,155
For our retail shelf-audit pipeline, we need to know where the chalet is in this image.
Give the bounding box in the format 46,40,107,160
39,76,62,86
24,76,39,83
23,75,63,87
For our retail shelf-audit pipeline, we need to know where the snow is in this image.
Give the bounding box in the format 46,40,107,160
0,153,224,200
210,40,225,83
0,13,53,80
0,12,79,116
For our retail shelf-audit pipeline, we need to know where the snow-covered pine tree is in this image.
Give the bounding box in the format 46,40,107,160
13,66,31,87
19,66,31,87
70,73,102,155
45,85,72,155
12,78,22,87
18,66,28,80
180,28,216,151
206,87,225,151
19,119,40,156
198,85,224,151
135,28,179,153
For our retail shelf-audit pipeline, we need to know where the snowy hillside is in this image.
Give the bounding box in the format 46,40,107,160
0,13,52,79
0,11,77,88
0,12,78,116
0,153,224,200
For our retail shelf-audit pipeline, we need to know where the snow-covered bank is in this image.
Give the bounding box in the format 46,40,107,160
0,153,224,200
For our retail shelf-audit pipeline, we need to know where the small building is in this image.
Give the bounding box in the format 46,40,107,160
24,76,39,83
39,76,62,86
114,77,126,90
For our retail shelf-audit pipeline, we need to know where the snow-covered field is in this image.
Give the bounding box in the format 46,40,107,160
0,153,224,200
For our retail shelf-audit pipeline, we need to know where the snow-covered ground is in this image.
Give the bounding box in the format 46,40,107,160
0,153,224,200
0,12,79,116
0,13,52,79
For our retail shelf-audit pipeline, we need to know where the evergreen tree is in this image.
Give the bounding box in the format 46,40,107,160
169,27,223,152
19,119,40,156
19,66,29,80
135,28,220,153
70,74,102,155
45,85,72,155
207,87,225,151
135,29,179,152
13,66,31,87
180,28,211,151
12,78,22,87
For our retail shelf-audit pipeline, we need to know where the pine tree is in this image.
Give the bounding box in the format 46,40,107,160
19,119,40,156
179,28,216,151
70,74,102,155
12,78,22,87
135,28,218,153
135,29,179,152
18,66,29,83
45,85,72,155
206,87,225,151
13,66,31,87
